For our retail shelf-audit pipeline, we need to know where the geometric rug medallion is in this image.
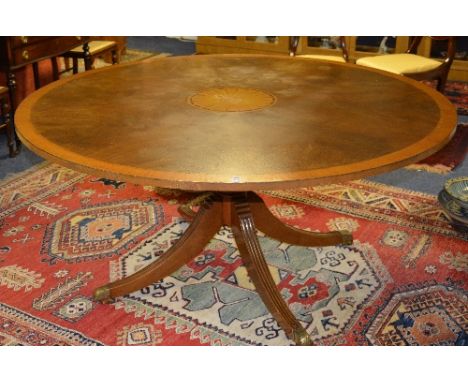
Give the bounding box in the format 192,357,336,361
41,201,163,264
364,284,467,346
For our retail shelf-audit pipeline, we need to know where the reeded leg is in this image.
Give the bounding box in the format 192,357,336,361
94,197,223,302
249,192,353,247
231,194,312,346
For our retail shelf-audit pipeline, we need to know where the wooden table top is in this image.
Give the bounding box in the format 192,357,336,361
15,54,457,191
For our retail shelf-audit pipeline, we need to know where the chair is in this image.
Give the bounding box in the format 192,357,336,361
31,57,61,90
289,36,349,63
0,86,16,157
356,37,456,93
62,40,119,74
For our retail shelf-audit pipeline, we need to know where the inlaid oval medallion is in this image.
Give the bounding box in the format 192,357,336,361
189,87,276,112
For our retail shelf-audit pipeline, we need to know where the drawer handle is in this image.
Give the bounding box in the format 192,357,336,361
76,36,82,40
22,50,29,60
21,36,28,44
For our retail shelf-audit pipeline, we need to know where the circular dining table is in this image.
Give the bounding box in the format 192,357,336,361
15,54,457,345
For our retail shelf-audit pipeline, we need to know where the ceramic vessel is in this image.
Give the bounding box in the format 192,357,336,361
438,188,468,232
444,176,468,209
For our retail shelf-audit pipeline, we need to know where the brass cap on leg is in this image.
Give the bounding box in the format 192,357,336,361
93,286,112,303
292,328,313,346
339,230,354,245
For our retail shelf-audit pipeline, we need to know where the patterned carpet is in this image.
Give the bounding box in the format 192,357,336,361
445,80,468,116
0,163,466,345
406,81,468,174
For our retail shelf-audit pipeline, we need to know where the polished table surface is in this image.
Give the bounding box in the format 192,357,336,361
15,54,457,191
14,55,458,345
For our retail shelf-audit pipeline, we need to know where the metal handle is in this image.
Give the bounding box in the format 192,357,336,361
21,36,28,44
22,50,29,60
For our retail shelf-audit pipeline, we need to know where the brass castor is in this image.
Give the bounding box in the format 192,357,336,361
93,286,114,304
340,230,354,246
292,328,313,346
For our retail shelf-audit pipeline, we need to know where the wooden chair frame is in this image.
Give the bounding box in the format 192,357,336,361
399,36,456,92
62,42,118,74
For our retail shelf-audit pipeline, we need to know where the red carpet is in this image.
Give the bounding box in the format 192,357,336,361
407,123,468,173
445,80,468,116
0,163,466,345
404,80,468,174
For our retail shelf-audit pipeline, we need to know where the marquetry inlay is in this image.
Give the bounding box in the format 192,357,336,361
189,87,276,112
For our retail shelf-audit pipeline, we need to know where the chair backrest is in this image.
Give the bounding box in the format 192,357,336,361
289,36,349,62
407,36,456,67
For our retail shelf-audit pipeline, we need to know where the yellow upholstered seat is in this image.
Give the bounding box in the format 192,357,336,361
69,40,117,55
296,54,346,63
289,37,349,64
356,53,442,75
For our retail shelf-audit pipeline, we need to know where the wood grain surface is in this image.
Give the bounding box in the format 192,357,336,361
15,54,457,191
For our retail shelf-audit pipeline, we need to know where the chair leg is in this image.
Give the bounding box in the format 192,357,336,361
1,98,15,158
32,62,41,89
72,57,78,74
64,57,71,72
83,42,92,71
436,75,448,94
7,72,21,154
111,49,118,65
51,57,59,81
86,57,96,70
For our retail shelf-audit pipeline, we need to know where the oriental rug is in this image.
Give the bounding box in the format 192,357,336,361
402,81,467,174
406,123,467,174
422,80,468,115
0,163,466,345
445,80,468,116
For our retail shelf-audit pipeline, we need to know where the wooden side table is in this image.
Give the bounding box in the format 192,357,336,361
0,36,91,156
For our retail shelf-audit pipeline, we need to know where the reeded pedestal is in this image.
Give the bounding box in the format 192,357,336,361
93,192,352,345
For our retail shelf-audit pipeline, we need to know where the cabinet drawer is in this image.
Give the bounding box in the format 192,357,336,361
10,36,51,48
10,36,87,67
